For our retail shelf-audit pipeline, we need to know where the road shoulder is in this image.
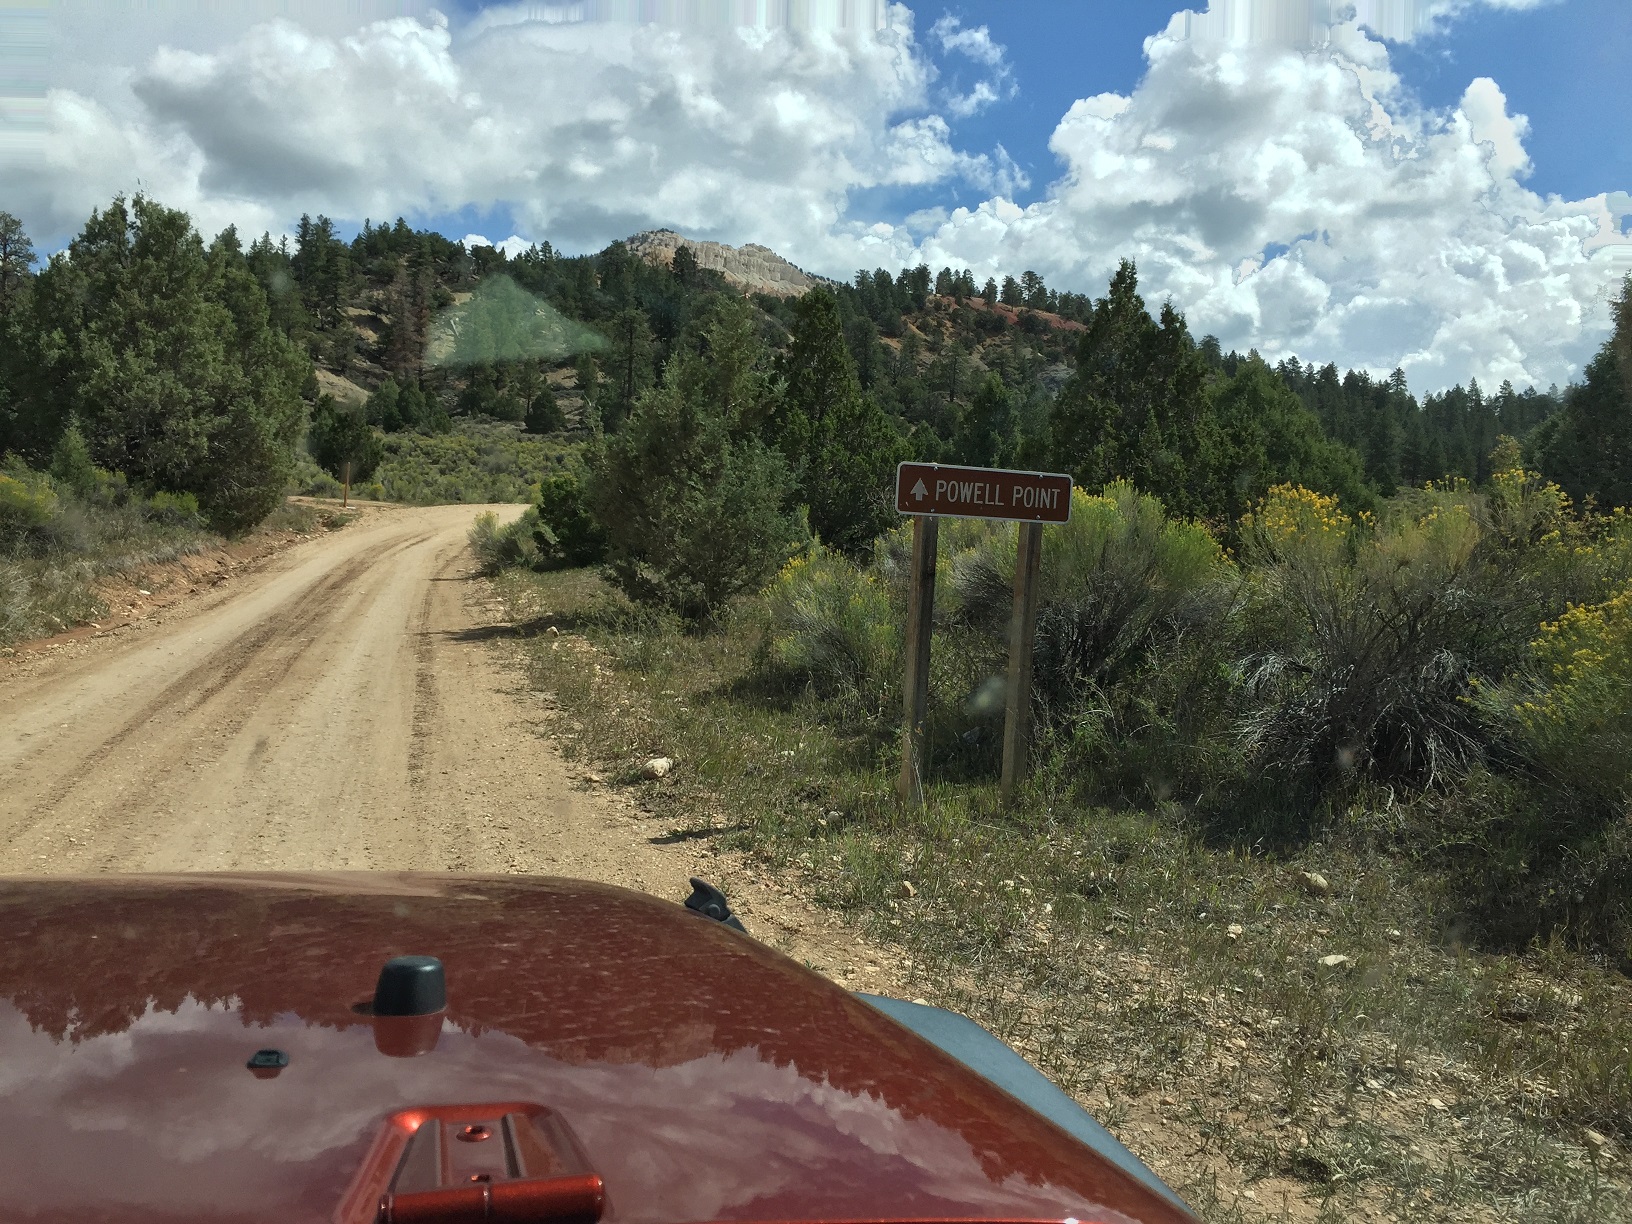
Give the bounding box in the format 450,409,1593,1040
455,566,911,994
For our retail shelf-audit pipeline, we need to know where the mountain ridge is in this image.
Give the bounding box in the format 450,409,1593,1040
623,229,837,297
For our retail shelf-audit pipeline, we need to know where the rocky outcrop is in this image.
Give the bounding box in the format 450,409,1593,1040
624,229,832,297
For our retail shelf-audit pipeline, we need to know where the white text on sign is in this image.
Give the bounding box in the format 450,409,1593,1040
894,462,1073,524
933,477,1063,513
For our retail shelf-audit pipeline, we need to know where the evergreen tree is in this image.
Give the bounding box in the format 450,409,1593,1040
381,262,431,379
905,265,932,310
951,373,1017,467
398,380,442,433
843,316,885,390
533,468,606,567
522,368,564,434
1021,270,1048,310
245,232,308,339
291,214,350,331
0,211,37,319
1535,274,1632,507
1206,357,1373,522
0,213,37,455
19,195,308,531
774,288,907,554
308,394,383,486
929,340,972,436
1049,263,1253,519
456,366,501,418
587,297,805,620
366,379,403,432
602,308,655,431
574,352,601,428
671,244,699,286
48,419,103,498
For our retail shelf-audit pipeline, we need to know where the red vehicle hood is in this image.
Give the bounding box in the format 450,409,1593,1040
0,873,1191,1224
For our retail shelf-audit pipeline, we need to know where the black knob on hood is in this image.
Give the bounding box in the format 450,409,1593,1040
373,955,447,1017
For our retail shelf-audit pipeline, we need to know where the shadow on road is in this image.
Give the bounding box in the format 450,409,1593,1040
438,614,598,643
647,826,743,846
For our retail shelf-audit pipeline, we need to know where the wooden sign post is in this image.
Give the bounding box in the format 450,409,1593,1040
1000,520,1045,805
342,459,352,510
893,463,1072,808
896,514,939,806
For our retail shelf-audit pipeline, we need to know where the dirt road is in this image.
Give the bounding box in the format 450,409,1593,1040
0,504,902,986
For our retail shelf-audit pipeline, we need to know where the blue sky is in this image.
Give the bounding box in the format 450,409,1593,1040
326,1,1631,262
6,0,1630,390
916,0,1629,208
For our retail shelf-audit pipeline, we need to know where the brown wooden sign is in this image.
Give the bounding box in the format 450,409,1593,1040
896,462,1073,524
894,462,1071,808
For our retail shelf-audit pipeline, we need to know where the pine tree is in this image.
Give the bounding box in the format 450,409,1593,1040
775,288,906,554
0,211,37,319
1207,357,1373,522
20,195,308,531
951,373,1017,467
1049,261,1216,518
671,244,699,286
246,232,308,338
843,316,885,390
366,379,403,432
521,367,563,434
1535,274,1632,507
399,381,439,433
308,394,383,485
587,297,804,620
1021,270,1047,310
48,418,102,497
602,308,655,431
292,214,349,331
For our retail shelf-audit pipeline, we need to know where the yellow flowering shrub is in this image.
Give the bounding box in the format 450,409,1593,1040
1532,585,1632,690
1373,497,1480,578
766,545,899,710
1045,483,1230,597
1239,484,1352,566
1508,581,1632,804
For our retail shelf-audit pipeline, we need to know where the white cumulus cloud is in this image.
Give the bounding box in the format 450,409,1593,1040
463,233,536,259
1159,0,1566,48
929,14,1016,118
898,5,1629,391
0,0,1621,392
4,2,999,271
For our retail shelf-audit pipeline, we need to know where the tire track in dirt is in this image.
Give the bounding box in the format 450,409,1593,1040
405,556,444,793
0,511,488,873
70,530,441,853
15,536,430,824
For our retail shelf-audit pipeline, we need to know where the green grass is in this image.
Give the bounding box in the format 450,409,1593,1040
316,420,579,505
1,479,220,647
490,564,1632,1224
1,488,353,649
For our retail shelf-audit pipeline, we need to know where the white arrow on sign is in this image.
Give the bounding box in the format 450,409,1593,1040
911,479,929,501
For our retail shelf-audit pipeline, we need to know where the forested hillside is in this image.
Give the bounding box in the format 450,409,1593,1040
5,194,1621,544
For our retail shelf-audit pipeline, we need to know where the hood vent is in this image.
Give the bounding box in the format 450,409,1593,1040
336,1103,603,1224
